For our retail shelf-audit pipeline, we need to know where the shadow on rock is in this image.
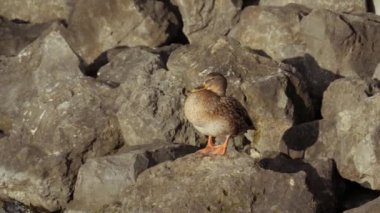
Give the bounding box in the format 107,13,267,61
259,153,337,213
280,121,319,159
282,54,341,119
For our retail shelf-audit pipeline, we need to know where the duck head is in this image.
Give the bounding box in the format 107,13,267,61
192,72,227,96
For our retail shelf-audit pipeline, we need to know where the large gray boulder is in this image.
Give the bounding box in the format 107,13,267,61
301,9,380,97
285,78,380,190
0,24,121,211
0,0,73,23
120,153,315,213
167,38,313,154
67,143,197,212
67,0,179,64
97,46,199,147
260,0,366,13
172,0,242,44
230,4,310,60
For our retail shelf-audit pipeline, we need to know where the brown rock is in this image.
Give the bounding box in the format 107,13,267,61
0,24,121,211
121,153,316,213
67,0,179,64
301,10,380,97
260,0,366,13
0,0,73,23
297,78,380,190
230,4,310,60
97,46,200,147
68,143,197,212
172,0,242,44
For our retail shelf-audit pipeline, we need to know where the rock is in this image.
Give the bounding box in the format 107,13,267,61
67,0,179,64
97,46,199,146
374,0,380,14
320,78,380,190
172,0,242,44
229,4,310,60
0,0,73,23
344,196,380,213
0,17,51,56
373,63,380,80
260,0,366,13
259,153,338,212
167,38,313,154
284,78,380,190
67,143,197,212
301,9,380,97
120,153,316,212
0,24,121,211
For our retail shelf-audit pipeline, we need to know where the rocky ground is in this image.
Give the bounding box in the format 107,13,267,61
0,0,380,212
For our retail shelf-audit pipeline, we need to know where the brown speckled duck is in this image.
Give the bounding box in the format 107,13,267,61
184,72,254,155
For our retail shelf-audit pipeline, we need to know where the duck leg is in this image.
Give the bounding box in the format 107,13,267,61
210,135,230,155
197,135,215,154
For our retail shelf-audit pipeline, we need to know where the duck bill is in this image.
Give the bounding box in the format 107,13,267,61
191,85,206,93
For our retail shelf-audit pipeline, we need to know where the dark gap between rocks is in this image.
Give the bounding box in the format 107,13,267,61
0,129,4,139
365,79,380,97
79,51,109,77
10,19,29,24
2,198,58,213
283,55,342,120
242,0,260,8
366,0,376,13
336,175,380,212
158,0,189,46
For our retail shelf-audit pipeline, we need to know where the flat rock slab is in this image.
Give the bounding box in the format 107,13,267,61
68,143,197,212
172,0,242,44
0,0,73,23
260,0,366,13
67,0,179,64
230,4,310,60
120,153,315,213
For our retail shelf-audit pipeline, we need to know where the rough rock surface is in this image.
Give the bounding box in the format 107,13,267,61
120,153,315,213
0,24,121,211
284,78,380,190
0,0,73,23
344,196,380,213
68,143,197,212
301,9,380,97
172,0,242,44
97,47,199,146
0,18,51,56
67,0,179,64
167,38,313,154
318,78,380,190
260,0,366,13
230,4,310,60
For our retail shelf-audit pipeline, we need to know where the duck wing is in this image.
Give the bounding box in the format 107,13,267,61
218,96,255,134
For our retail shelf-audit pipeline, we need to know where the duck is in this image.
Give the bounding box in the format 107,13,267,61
184,72,254,155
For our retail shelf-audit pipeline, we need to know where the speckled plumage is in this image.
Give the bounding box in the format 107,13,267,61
184,73,253,155
184,89,253,137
